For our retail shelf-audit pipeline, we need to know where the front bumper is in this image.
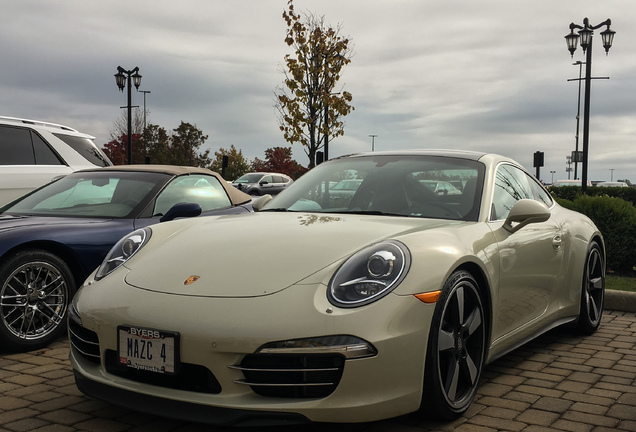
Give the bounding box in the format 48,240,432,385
70,276,436,424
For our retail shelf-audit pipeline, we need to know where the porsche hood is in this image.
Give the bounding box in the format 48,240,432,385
123,212,459,298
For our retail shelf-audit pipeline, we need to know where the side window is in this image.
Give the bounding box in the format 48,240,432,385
32,133,63,165
261,175,273,184
0,126,35,164
528,177,553,207
491,164,533,221
153,174,231,216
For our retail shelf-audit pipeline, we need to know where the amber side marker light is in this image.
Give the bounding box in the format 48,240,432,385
414,291,441,303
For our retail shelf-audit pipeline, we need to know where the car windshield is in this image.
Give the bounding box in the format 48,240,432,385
264,154,485,221
1,171,168,218
235,173,263,184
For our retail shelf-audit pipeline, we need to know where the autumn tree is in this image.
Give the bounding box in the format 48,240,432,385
103,133,144,165
141,124,170,164
103,121,212,167
208,145,251,180
108,108,144,141
251,147,308,179
275,0,354,168
169,122,211,167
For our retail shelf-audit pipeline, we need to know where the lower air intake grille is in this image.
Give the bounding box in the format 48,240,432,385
232,354,345,398
69,320,100,364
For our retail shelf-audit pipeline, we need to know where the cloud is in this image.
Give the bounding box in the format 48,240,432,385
0,0,633,182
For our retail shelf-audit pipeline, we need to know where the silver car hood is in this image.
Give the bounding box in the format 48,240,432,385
124,212,459,297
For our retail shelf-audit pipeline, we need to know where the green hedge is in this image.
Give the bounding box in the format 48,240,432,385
550,185,636,207
555,195,636,272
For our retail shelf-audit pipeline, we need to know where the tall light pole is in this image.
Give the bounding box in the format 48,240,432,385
140,90,151,131
369,134,377,151
114,66,142,164
565,18,615,192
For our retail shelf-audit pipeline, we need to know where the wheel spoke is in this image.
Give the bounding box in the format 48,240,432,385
455,286,465,324
445,359,460,401
438,329,455,352
461,352,479,386
590,276,603,291
465,307,482,337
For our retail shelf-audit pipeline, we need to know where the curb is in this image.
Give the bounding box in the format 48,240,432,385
605,289,636,313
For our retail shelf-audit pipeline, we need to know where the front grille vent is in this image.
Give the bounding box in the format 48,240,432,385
230,354,345,398
68,320,100,364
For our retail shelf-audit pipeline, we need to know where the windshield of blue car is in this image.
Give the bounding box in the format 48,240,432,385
1,171,169,218
264,155,485,221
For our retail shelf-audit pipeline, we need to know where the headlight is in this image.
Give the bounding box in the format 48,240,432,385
94,228,151,281
328,240,411,308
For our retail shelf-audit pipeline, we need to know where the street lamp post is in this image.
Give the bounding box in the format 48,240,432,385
140,90,151,131
114,66,142,164
565,18,615,192
369,134,377,151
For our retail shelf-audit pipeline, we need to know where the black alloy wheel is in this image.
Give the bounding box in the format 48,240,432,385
422,270,486,420
0,250,76,352
577,241,605,334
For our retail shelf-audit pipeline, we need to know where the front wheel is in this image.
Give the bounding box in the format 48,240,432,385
577,241,605,335
421,270,486,420
0,250,76,352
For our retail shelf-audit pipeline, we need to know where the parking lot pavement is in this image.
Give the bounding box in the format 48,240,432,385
1,310,635,432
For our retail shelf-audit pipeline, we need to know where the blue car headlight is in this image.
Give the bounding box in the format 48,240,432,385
95,228,151,281
328,240,411,308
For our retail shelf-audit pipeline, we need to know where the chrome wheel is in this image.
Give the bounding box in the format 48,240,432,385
422,270,486,419
0,251,74,351
578,241,604,334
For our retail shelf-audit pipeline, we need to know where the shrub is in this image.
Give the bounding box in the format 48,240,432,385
550,185,636,207
562,195,636,272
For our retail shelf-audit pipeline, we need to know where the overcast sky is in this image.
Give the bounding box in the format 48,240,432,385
2,1,634,182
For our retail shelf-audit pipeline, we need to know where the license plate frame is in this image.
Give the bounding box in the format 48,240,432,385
117,325,180,375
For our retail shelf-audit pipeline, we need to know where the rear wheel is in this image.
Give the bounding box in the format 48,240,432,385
421,270,486,420
577,241,604,334
0,250,76,352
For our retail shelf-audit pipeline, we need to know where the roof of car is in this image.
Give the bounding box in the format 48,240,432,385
342,149,488,161
96,164,215,176
0,116,94,138
78,164,252,205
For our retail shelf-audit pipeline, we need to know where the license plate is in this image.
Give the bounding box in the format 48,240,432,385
117,326,179,375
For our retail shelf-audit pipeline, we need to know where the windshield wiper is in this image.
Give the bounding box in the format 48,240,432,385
334,210,404,217
259,208,290,212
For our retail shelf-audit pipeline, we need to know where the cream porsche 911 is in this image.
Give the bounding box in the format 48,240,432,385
69,150,605,425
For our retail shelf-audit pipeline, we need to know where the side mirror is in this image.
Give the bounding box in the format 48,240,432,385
160,202,202,222
259,181,269,186
503,199,550,233
252,194,273,212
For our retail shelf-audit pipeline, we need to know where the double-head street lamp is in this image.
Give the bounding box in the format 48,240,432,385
114,66,142,164
564,18,615,192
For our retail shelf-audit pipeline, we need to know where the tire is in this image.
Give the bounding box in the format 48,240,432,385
577,241,605,335
421,270,486,420
0,250,76,352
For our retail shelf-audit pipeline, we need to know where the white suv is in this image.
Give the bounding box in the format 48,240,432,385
0,116,112,205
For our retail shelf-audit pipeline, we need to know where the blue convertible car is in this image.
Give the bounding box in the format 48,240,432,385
0,165,252,351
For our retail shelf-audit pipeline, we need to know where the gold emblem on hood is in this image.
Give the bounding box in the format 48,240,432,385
184,275,200,286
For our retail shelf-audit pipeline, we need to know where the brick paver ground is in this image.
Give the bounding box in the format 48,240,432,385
1,310,634,432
